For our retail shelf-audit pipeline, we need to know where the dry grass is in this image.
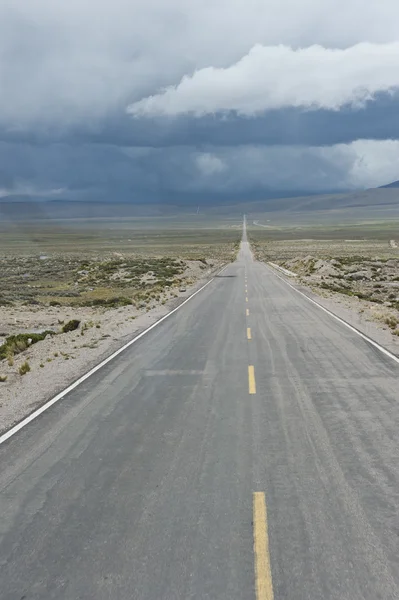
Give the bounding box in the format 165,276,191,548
19,361,31,376
0,228,240,309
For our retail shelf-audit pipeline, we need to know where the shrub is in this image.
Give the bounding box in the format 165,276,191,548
15,339,28,353
19,361,31,375
49,300,62,306
0,331,55,361
0,375,7,382
62,319,80,333
384,316,398,329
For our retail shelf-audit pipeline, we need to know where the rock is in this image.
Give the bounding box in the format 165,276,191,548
345,271,372,281
319,265,341,277
179,287,186,292
27,338,32,345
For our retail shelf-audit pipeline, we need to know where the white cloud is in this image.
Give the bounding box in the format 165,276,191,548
196,153,226,175
128,42,399,117
345,139,399,187
0,184,66,198
1,0,399,130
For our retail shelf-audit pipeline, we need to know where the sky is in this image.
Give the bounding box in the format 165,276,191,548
1,0,399,203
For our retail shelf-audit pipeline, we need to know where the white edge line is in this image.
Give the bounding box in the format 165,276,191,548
268,262,297,277
0,265,229,445
267,264,399,366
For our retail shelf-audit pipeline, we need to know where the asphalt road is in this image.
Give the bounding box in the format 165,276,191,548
1,228,399,599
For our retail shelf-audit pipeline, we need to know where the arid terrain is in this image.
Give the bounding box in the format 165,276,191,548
249,224,399,343
0,225,240,432
2,216,399,434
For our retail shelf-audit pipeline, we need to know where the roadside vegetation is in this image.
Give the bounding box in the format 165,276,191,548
0,225,241,410
249,227,399,338
0,227,240,310
0,331,55,361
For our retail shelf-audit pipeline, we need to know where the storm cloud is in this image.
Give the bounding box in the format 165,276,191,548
1,0,399,200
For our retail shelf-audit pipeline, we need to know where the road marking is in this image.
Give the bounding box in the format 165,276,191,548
145,369,203,376
246,308,250,316
248,365,256,394
0,265,229,446
247,327,252,340
267,265,399,367
246,297,249,302
253,492,274,600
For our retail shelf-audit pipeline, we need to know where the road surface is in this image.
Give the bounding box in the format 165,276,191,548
1,227,399,599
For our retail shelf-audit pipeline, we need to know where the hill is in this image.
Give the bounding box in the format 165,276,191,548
379,180,399,189
1,186,399,226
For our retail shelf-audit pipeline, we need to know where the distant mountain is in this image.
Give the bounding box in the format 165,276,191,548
1,186,399,225
379,180,399,189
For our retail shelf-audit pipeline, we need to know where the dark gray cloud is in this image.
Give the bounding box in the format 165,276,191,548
2,92,399,150
1,0,399,200
1,138,398,203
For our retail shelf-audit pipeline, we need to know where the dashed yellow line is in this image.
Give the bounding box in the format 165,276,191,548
246,308,249,316
246,297,249,303
248,365,256,394
247,327,252,340
253,492,274,600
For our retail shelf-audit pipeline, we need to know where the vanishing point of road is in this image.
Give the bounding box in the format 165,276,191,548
1,222,399,599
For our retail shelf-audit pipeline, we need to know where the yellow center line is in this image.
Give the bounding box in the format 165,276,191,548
246,308,250,316
248,365,256,394
247,327,252,340
246,297,249,302
253,492,274,600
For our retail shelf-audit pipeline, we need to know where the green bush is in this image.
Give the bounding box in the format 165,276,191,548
80,296,132,308
0,331,55,360
62,319,80,333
